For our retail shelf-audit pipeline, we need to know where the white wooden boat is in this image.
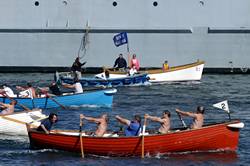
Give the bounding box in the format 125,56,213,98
0,109,47,136
100,61,205,83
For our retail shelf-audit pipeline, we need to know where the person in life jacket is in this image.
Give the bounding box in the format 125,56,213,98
162,60,169,71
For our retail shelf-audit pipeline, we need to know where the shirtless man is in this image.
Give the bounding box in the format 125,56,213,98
80,114,108,137
176,106,205,129
0,100,17,115
145,110,171,134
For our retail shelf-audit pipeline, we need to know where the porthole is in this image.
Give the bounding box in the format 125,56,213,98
35,1,39,6
153,1,158,6
113,1,117,7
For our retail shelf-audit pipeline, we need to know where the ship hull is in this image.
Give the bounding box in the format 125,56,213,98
0,0,250,73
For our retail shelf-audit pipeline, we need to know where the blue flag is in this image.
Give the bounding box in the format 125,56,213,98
113,32,128,47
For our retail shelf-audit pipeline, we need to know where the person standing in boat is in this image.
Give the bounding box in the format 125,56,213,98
145,110,171,134
80,114,108,137
37,113,58,134
0,84,16,97
16,83,37,98
115,115,141,136
130,54,140,71
62,78,83,94
71,57,86,79
0,100,17,115
175,106,205,129
113,53,127,71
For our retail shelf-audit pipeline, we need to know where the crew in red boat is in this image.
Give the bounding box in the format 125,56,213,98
0,100,17,115
176,106,205,129
37,113,58,134
162,60,169,71
145,110,171,134
80,114,108,137
115,115,141,136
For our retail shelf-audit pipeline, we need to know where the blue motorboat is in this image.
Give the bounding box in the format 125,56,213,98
58,73,149,87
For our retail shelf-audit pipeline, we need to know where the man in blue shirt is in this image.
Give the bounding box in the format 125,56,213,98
115,115,141,136
37,113,58,134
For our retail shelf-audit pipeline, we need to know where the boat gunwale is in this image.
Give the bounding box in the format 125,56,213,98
61,73,148,82
0,88,116,101
107,61,205,75
29,120,240,139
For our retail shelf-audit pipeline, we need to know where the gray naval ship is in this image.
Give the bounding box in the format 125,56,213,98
0,0,250,73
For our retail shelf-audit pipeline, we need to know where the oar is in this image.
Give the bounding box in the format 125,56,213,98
0,92,32,111
176,111,187,128
2,115,48,128
46,94,66,110
39,89,66,109
141,115,147,159
79,114,84,158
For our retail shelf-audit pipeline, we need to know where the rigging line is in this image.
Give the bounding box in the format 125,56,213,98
78,22,90,59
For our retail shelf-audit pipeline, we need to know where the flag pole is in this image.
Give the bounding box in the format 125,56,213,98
127,39,130,68
228,113,231,121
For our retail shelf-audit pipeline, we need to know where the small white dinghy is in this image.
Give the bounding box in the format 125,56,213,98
0,109,47,136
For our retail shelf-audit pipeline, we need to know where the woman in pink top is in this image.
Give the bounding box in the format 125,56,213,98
130,54,140,70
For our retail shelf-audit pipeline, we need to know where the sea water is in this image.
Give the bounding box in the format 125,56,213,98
0,73,249,166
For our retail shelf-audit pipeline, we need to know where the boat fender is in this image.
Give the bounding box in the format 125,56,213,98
227,122,244,129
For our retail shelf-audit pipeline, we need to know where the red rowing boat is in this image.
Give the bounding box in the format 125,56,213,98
27,120,244,157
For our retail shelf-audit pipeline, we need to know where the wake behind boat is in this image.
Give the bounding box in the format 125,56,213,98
101,60,205,83
0,88,117,109
27,120,243,157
